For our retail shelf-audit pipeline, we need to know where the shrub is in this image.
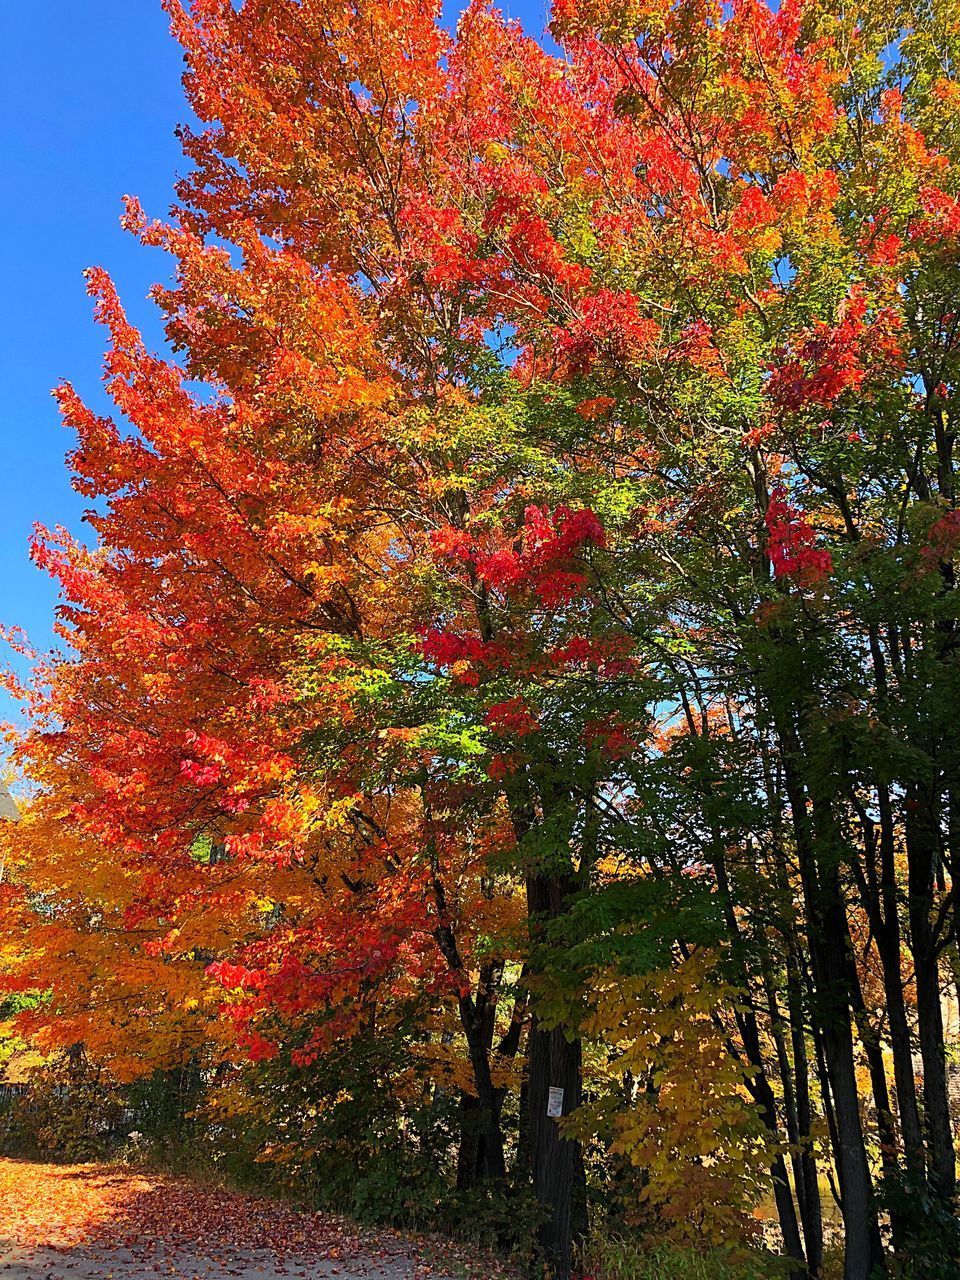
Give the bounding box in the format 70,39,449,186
197,1029,460,1220
7,1051,125,1161
431,1184,546,1266
122,1063,207,1157
878,1172,960,1280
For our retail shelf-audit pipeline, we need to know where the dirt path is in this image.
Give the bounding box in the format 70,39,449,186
0,1160,471,1280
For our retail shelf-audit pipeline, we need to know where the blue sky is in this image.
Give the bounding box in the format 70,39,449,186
0,1,551,732
0,2,186,727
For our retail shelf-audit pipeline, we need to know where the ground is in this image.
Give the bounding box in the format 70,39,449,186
0,1160,479,1280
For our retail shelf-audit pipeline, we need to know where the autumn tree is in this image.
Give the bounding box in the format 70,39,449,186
4,3,960,1279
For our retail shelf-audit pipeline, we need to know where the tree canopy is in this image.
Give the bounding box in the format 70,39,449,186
3,2,960,1278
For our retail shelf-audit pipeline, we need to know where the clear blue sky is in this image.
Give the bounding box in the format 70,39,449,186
0,1,549,732
0,2,186,728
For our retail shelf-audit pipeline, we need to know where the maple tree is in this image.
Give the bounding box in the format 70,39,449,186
3,1,960,1279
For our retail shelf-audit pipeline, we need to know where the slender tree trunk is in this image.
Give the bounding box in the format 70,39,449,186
698,779,806,1277
459,974,508,1182
875,785,927,1179
776,730,884,1279
846,946,909,1255
430,843,508,1185
731,968,804,1275
847,949,899,1179
809,870,884,1280
914,933,954,1189
911,410,959,1192
787,949,824,1278
459,982,529,1188
906,782,957,1193
762,959,812,1280
810,1005,846,1216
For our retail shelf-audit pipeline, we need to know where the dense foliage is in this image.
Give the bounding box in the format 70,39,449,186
2,1,960,1278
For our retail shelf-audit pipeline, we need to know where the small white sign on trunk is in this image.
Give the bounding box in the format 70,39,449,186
546,1086,565,1118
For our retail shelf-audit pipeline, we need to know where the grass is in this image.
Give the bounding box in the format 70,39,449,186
580,1234,789,1280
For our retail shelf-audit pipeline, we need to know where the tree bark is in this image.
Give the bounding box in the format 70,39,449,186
777,730,884,1280
875,785,927,1178
809,869,885,1280
787,949,824,1279
906,781,956,1193
525,869,586,1280
527,1009,585,1280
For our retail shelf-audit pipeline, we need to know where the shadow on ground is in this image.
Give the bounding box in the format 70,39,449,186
0,1160,455,1280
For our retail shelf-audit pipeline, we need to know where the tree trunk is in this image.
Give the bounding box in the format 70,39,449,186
431,850,508,1186
809,872,885,1280
906,782,956,1193
777,732,884,1280
847,947,908,1254
847,950,899,1178
525,870,586,1280
761,959,810,1280
787,949,824,1278
459,983,508,1183
458,983,528,1189
456,1085,506,1187
738,983,806,1276
527,1010,585,1280
456,1092,484,1190
875,786,927,1179
701,792,806,1278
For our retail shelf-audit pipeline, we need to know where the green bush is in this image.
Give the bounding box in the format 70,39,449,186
188,1030,546,1263
0,1091,27,1156
122,1063,206,1155
430,1183,546,1266
195,1028,461,1219
6,1052,124,1161
878,1172,960,1280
